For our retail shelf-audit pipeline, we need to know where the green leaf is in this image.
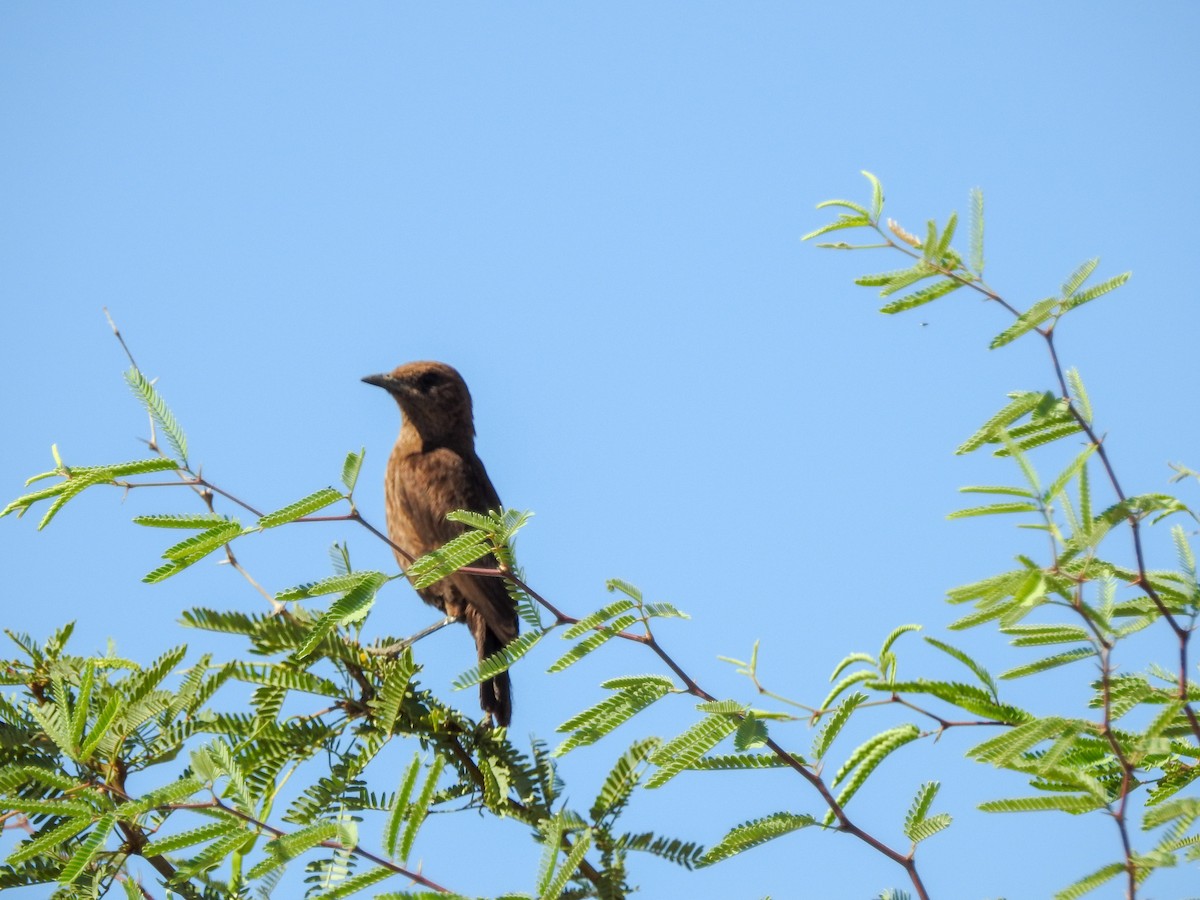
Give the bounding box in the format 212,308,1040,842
812,692,866,760
881,680,1032,724
863,170,884,220
879,278,963,315
69,660,95,751
119,644,188,713
142,560,189,583
698,812,817,866
408,530,491,589
535,815,567,895
121,777,206,816
1148,758,1200,806
907,814,951,844
248,821,340,879
1044,443,1097,505
452,629,544,689
1001,647,1095,680
1061,258,1100,297
275,571,386,603
802,214,871,242
815,241,890,250
232,663,343,697
100,458,182,478
79,691,122,761
646,714,740,788
368,653,416,733
1,480,69,520
878,263,938,296
948,501,1040,519
599,674,676,691
562,598,636,640
27,700,72,754
59,812,116,883
132,513,228,529
990,297,1058,348
818,669,876,711
922,220,938,262
734,714,768,751
923,638,998,698
541,827,593,900
342,448,365,492
172,826,253,881
1002,624,1091,647
258,487,343,528
605,578,643,603
815,198,870,217
956,391,1045,454
878,623,920,663
903,782,949,844
995,421,1084,455
835,724,916,787
643,601,689,620
555,682,673,755
5,456,182,525
548,615,638,672
315,865,394,900
296,573,387,658
906,781,938,828
400,754,445,862
969,716,1073,766
855,266,925,288
1062,271,1130,311
1066,368,1093,425
124,367,189,465
979,795,1105,814
828,725,919,818
6,815,92,865
934,211,957,261
24,466,63,486
827,651,875,682
37,470,110,530
996,569,1048,627
969,187,984,274
0,767,78,794
958,485,1037,499
687,752,792,771
0,796,95,817
590,737,661,821
162,521,243,562
384,755,422,858
1053,862,1126,900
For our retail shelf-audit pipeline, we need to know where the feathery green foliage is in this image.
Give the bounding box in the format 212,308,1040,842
698,812,818,866
124,366,189,465
341,448,365,492
453,629,546,689
903,782,950,845
1,172,1194,899
258,486,344,528
555,678,675,755
646,710,741,788
812,692,867,760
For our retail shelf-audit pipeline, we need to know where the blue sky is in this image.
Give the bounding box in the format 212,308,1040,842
2,4,1199,898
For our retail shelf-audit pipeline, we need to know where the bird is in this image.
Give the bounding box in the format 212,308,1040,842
362,361,518,727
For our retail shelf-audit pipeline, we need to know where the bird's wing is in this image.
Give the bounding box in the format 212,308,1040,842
400,448,518,642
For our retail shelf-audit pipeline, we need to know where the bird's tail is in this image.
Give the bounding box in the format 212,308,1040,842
469,609,513,727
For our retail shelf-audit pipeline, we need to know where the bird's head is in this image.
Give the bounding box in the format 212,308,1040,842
363,361,476,450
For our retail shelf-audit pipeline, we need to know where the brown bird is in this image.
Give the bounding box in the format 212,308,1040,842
363,361,518,727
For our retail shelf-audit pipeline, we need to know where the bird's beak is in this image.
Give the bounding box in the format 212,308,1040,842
362,373,396,391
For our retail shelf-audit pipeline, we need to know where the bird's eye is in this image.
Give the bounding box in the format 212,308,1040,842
416,371,441,392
